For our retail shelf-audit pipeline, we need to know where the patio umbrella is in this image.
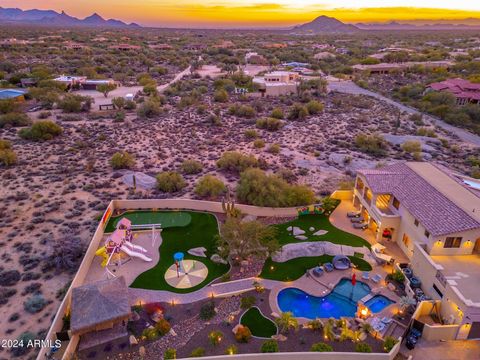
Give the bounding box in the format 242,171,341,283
350,273,357,300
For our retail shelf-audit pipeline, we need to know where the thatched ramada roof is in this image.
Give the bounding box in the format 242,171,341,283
70,276,130,335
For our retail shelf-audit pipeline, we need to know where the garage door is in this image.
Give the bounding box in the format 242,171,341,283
467,322,480,339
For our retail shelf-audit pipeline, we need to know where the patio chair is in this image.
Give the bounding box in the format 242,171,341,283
362,271,370,281
313,266,324,277
323,262,334,272
371,274,382,283
381,317,393,324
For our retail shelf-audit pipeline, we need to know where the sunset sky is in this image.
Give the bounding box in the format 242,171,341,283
3,1,480,27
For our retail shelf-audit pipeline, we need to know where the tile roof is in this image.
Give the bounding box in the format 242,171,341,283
358,162,480,236
428,78,480,101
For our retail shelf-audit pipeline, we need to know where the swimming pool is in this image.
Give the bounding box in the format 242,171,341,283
277,278,372,319
365,295,394,313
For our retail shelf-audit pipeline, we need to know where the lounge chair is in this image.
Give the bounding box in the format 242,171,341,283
350,217,364,223
323,262,334,272
371,274,382,283
347,211,361,218
353,222,368,230
362,272,370,281
381,317,393,324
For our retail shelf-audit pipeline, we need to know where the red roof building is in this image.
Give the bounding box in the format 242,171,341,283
427,78,480,105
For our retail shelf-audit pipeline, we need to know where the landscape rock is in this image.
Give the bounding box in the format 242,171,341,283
129,335,138,346
313,230,328,236
188,247,207,257
210,254,228,265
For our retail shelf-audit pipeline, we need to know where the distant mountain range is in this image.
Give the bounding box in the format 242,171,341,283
0,7,140,28
292,15,359,33
355,21,480,30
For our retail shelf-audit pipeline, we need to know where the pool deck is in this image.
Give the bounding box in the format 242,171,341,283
268,266,400,325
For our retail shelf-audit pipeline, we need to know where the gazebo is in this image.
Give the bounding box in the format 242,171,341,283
70,276,131,351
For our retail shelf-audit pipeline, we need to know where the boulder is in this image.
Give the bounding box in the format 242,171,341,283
309,227,315,232
211,254,228,265
313,230,328,236
169,329,177,337
272,334,287,341
129,335,138,346
292,227,305,236
287,226,293,231
295,235,308,241
188,247,207,257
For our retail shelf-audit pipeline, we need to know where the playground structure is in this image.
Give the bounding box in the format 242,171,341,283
164,252,209,289
95,218,161,277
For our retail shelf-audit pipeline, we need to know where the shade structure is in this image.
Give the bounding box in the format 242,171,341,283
164,260,208,289
173,252,184,262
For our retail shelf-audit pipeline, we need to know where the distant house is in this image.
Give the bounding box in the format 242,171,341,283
352,61,453,75
282,62,310,68
213,40,235,49
109,44,141,51
314,52,335,60
426,78,480,105
64,41,88,50
253,71,299,96
53,75,117,90
0,89,27,101
262,43,287,49
0,38,28,47
312,44,332,50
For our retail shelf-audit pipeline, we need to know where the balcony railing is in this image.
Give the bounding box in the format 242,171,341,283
435,270,447,288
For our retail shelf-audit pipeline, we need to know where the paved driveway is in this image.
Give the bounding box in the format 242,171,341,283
402,339,480,360
327,80,480,147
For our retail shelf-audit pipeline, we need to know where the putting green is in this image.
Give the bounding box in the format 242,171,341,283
240,307,277,338
105,210,191,233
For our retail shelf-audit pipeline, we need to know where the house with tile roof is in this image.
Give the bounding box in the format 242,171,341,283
426,78,480,106
354,162,480,340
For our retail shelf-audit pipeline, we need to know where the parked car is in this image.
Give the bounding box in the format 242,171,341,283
350,217,365,223
347,211,361,218
353,222,368,230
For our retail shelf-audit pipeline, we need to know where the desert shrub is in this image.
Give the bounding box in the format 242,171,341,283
110,151,135,169
24,294,48,314
154,318,171,336
137,98,162,118
355,133,388,156
261,340,279,353
240,295,256,309
0,99,18,114
306,100,324,114
225,344,238,355
355,343,372,353
229,104,256,118
270,107,284,119
195,175,226,199
401,140,422,154
42,235,85,274
416,127,437,137
244,129,258,139
383,336,398,352
199,301,216,320
256,117,284,131
156,171,186,193
0,139,16,166
11,332,36,357
164,348,176,359
143,83,158,96
311,342,333,352
267,143,281,154
58,94,92,113
217,151,258,173
19,120,63,141
190,347,205,357
388,270,405,283
0,112,31,128
208,330,223,346
214,89,228,102
253,139,265,148
181,159,203,174
288,103,308,120
234,325,252,343
112,97,126,110
237,168,315,207
307,319,323,331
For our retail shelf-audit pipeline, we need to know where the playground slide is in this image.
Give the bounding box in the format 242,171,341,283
123,241,147,253
120,245,152,262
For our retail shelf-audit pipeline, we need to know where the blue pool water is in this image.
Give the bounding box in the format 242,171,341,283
277,278,372,319
365,295,394,313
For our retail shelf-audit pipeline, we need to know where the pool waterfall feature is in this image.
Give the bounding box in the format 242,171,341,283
277,278,394,319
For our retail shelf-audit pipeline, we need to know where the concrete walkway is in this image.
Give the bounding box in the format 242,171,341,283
327,79,480,147
402,339,480,360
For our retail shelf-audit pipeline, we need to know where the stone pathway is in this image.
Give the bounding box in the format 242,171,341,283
328,79,480,147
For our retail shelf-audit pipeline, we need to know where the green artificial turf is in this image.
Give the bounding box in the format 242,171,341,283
104,210,192,233
240,307,277,338
260,255,372,282
274,214,371,248
130,211,229,293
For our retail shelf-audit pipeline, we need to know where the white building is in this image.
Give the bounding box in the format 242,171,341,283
253,71,299,96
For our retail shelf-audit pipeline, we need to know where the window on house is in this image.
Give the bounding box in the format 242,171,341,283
392,197,400,209
414,219,419,227
444,237,462,248
424,230,430,238
433,284,444,298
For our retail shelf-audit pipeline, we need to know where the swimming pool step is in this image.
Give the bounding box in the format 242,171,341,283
359,294,373,304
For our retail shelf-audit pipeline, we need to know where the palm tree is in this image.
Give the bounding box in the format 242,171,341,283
275,312,299,334
399,296,416,313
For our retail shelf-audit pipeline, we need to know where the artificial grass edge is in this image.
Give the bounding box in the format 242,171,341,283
240,306,277,338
